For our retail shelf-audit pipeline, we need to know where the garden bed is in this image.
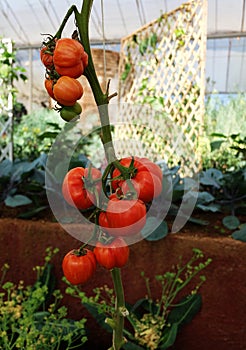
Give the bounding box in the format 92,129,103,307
0,214,245,350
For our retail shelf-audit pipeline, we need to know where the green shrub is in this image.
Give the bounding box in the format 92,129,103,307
13,108,64,160
0,247,87,350
203,93,246,170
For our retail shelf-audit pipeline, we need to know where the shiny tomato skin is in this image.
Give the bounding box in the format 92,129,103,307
53,38,85,67
121,170,162,203
44,78,56,100
40,46,53,69
62,167,102,210
53,76,83,106
60,102,82,122
62,249,96,285
55,61,84,79
112,157,163,203
100,197,146,236
94,237,129,270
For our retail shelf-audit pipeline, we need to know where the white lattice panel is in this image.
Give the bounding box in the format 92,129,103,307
115,0,207,175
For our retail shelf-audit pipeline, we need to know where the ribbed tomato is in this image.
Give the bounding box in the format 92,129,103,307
53,76,83,106
40,46,54,69
94,237,129,270
44,78,56,99
62,167,102,210
112,156,163,203
99,197,146,236
53,38,88,78
62,249,96,285
54,61,84,79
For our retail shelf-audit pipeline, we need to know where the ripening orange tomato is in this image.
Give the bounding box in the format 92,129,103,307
40,46,54,69
54,61,84,79
44,78,56,100
53,76,83,106
53,38,88,78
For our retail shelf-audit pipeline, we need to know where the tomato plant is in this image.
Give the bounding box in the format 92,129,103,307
60,102,82,121
94,237,129,270
53,76,83,106
99,196,146,236
62,166,102,210
53,38,88,78
112,156,163,203
62,248,96,285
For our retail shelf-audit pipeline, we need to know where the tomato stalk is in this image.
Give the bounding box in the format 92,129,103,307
75,1,128,348
110,268,127,350
55,1,129,348
74,0,118,165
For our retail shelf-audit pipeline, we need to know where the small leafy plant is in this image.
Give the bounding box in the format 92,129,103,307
0,154,49,217
0,247,87,350
65,248,211,350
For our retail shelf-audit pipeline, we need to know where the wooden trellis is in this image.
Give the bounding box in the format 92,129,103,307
114,0,207,175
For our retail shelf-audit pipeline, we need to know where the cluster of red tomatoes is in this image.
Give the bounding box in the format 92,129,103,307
40,37,88,121
61,156,163,285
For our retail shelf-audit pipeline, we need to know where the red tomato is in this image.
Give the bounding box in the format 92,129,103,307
40,46,54,69
94,237,129,270
44,78,56,100
99,197,146,236
112,157,163,203
62,167,102,210
53,38,88,76
62,248,96,285
55,61,84,79
53,76,83,106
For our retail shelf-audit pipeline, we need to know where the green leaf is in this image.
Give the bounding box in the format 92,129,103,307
0,158,12,177
83,303,112,333
210,140,225,151
123,341,145,350
141,217,169,241
196,203,221,212
5,194,32,207
167,294,202,326
210,132,228,138
149,32,158,48
38,131,59,140
159,323,178,349
232,225,246,242
130,298,158,316
200,168,223,188
187,217,209,226
18,206,49,219
222,215,240,230
139,37,149,55
197,191,215,204
121,62,131,81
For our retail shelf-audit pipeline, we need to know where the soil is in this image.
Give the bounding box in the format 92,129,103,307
0,202,241,237
0,208,246,350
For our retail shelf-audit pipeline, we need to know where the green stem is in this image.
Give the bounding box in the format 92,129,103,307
73,1,126,349
110,268,126,350
54,5,78,39
75,0,117,164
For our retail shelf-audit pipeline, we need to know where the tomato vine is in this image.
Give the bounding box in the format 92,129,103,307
40,1,164,349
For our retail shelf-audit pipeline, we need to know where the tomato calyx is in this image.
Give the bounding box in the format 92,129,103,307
73,245,89,257
112,156,137,180
101,157,138,199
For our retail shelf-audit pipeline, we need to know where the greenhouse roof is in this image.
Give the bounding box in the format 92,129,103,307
0,0,245,48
